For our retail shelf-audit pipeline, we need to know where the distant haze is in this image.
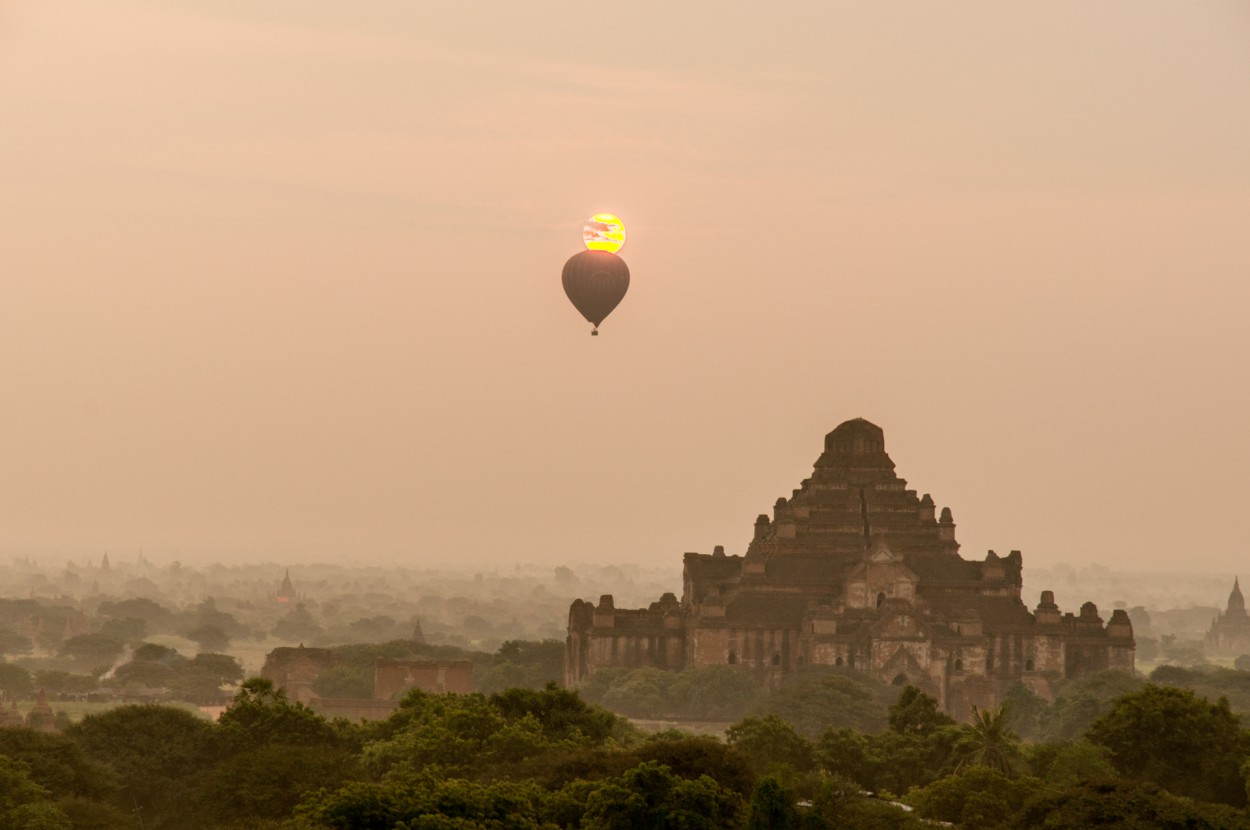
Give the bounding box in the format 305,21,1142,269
1,2,1247,571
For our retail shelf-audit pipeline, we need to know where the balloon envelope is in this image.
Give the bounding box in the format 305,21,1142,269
562,250,630,332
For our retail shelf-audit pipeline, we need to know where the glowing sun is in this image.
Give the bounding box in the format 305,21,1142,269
582,213,626,253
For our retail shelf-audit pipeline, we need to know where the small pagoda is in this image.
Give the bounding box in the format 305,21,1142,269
1206,578,1250,657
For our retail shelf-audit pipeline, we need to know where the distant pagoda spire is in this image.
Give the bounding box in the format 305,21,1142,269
276,569,296,604
1230,577,1245,613
25,688,55,732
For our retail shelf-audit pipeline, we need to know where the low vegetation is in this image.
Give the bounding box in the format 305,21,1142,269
0,673,1246,828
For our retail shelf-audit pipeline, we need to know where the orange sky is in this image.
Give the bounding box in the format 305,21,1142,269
1,1,1248,571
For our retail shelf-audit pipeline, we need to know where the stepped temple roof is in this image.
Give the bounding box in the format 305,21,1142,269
748,418,958,562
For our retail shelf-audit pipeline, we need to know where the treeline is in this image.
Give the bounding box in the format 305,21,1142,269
3,673,1250,828
582,661,1250,742
578,665,903,729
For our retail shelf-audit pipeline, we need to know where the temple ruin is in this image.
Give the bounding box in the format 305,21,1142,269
565,418,1135,715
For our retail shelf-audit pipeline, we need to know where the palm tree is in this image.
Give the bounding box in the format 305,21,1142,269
955,703,1024,776
232,675,286,706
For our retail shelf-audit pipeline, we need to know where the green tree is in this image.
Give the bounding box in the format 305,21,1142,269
363,692,549,780
298,777,555,830
817,724,961,796
197,743,360,824
97,617,146,645
96,598,175,633
1158,637,1207,667
272,602,323,642
0,729,118,802
815,728,873,789
169,652,244,704
186,623,229,653
181,597,243,639
726,715,815,778
1151,664,1195,685
130,642,181,664
906,767,1046,830
751,667,893,737
4,803,72,830
1151,665,1250,717
954,705,1024,776
598,667,675,719
219,677,344,751
112,641,193,692
1026,740,1117,789
50,797,131,830
999,683,1049,741
345,615,399,641
489,685,624,745
32,671,96,697
65,706,215,830
868,729,962,795
112,660,175,690
1039,670,1143,742
807,774,929,830
668,665,766,721
747,776,799,830
1087,684,1248,806
0,662,35,701
887,686,954,736
580,762,744,830
1013,779,1250,830
232,675,283,705
57,633,124,668
633,734,756,799
187,651,243,683
575,666,630,708
476,640,567,694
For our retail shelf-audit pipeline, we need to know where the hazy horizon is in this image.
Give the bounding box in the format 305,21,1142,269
2,2,1248,571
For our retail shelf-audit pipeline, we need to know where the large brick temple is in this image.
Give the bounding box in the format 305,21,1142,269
565,418,1134,715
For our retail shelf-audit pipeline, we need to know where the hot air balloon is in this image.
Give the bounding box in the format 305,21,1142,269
563,213,630,335
562,250,629,336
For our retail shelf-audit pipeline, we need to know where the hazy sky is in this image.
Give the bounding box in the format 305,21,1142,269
2,2,1248,573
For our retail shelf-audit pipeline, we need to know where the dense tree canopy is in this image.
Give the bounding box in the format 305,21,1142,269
1013,779,1250,830
0,756,72,830
65,705,216,829
57,634,125,670
10,673,1250,829
888,686,955,736
0,662,35,701
96,598,177,637
576,665,765,722
1087,684,1248,806
726,715,814,779
750,667,893,737
907,766,1045,829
